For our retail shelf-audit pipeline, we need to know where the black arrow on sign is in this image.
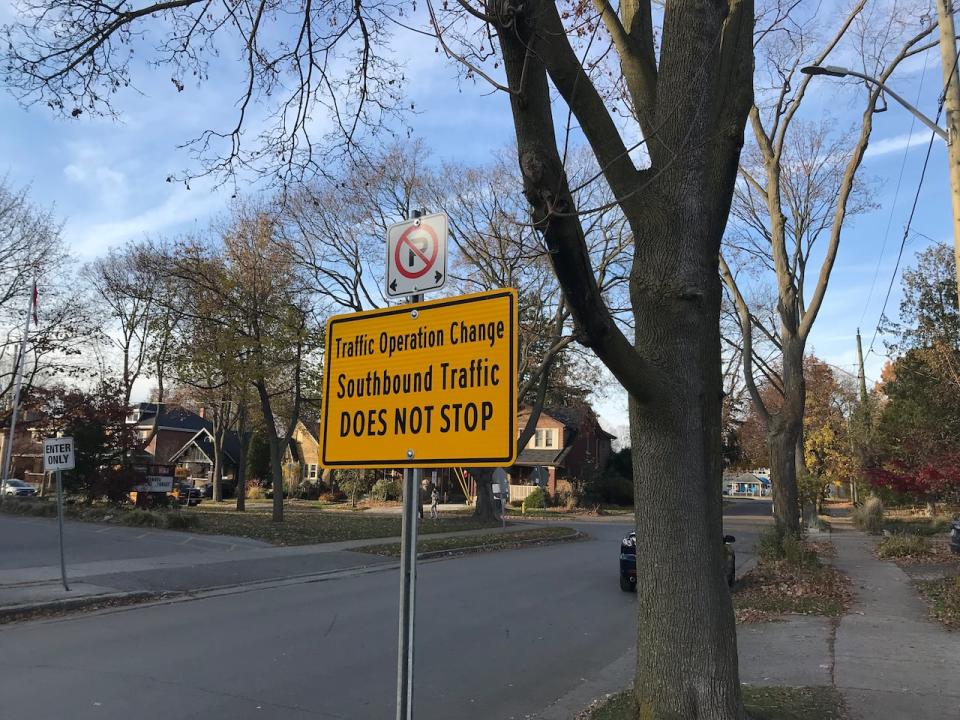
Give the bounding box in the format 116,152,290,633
390,279,398,292
434,271,442,283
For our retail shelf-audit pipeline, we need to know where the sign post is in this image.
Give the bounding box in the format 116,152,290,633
43,436,75,592
321,287,517,720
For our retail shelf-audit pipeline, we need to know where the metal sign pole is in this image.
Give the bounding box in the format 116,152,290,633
396,466,420,720
55,469,69,592
395,248,424,720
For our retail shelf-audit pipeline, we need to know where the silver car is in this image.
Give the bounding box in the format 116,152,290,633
2,479,37,497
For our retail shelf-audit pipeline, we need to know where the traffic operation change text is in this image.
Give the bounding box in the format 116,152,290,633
43,437,75,472
321,289,517,468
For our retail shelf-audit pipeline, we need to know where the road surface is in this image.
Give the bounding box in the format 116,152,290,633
0,500,769,719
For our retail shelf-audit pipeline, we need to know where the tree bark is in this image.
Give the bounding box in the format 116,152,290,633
211,420,225,503
235,405,249,512
628,209,744,720
470,467,497,522
768,338,804,536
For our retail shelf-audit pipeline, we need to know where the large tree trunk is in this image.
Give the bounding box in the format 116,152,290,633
267,434,284,522
628,205,744,719
211,422,224,503
768,339,804,536
235,405,249,512
255,380,284,522
470,467,497,522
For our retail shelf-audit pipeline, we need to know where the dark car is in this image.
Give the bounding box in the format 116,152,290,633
2,479,37,497
951,517,960,555
619,532,736,592
173,484,203,506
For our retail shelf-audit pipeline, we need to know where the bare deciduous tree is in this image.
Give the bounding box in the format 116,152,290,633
721,0,936,534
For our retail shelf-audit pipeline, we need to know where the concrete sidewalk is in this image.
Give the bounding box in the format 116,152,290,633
832,530,960,719
0,518,543,615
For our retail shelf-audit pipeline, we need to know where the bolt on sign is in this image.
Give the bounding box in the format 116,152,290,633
321,288,517,468
43,437,75,472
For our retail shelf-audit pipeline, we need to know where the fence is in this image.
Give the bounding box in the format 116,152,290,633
508,484,540,502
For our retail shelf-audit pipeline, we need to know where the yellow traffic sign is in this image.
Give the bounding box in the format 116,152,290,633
321,289,517,469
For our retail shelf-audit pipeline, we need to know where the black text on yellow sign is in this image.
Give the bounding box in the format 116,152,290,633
321,289,518,469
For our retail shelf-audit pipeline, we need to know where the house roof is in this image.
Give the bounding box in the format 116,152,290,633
514,446,572,468
168,427,243,465
132,403,210,433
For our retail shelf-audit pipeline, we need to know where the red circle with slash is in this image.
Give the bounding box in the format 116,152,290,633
394,224,439,279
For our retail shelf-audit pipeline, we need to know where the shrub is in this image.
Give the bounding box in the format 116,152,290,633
877,533,932,558
756,526,787,562
509,499,523,508
319,489,347,503
370,477,402,502
755,525,817,566
0,498,58,517
853,496,884,534
524,487,547,509
246,483,266,500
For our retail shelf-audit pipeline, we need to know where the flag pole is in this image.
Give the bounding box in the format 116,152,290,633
1,281,36,502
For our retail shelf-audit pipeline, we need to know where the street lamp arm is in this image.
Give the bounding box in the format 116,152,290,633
802,65,949,142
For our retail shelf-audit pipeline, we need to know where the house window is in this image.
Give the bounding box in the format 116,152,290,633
529,429,556,449
309,464,317,479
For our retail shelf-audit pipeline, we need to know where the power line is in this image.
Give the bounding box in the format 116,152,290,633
859,50,930,327
867,44,960,356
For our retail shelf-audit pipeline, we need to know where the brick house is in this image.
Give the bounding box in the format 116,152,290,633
510,404,616,497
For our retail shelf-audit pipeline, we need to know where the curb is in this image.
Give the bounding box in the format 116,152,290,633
0,590,160,623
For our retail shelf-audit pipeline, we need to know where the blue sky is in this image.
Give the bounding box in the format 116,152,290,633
0,6,953,436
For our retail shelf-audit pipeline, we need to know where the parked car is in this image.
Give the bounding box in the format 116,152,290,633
619,532,736,592
171,484,202,506
950,517,960,555
2,479,37,497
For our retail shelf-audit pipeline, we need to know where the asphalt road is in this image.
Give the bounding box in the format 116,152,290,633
0,500,769,720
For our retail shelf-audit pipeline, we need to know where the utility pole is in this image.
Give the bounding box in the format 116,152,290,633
936,0,960,302
856,329,868,402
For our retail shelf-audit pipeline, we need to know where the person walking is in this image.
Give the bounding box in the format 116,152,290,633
430,486,440,519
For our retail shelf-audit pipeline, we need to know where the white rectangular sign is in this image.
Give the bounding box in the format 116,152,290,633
43,437,75,472
385,212,448,298
132,475,175,493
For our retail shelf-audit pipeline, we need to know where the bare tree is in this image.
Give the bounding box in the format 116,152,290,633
0,178,98,407
721,1,936,534
84,240,172,407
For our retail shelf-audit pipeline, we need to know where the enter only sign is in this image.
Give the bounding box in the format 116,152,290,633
321,289,517,468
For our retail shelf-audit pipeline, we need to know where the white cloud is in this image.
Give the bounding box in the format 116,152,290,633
62,141,129,208
63,184,227,256
865,130,942,158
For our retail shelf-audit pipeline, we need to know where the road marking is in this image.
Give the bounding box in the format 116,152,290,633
135,532,152,540
95,526,114,533
178,537,194,545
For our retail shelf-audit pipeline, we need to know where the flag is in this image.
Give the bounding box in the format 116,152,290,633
31,282,38,325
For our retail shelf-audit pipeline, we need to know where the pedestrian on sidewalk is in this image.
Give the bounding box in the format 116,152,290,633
430,486,439,519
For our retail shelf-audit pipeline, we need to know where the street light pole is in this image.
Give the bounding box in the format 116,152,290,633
935,0,960,302
801,60,960,303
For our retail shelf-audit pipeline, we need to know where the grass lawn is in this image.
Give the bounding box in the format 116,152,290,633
587,686,846,719
506,505,633,518
179,507,500,545
356,526,581,557
882,515,954,537
734,559,853,621
0,498,500,545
